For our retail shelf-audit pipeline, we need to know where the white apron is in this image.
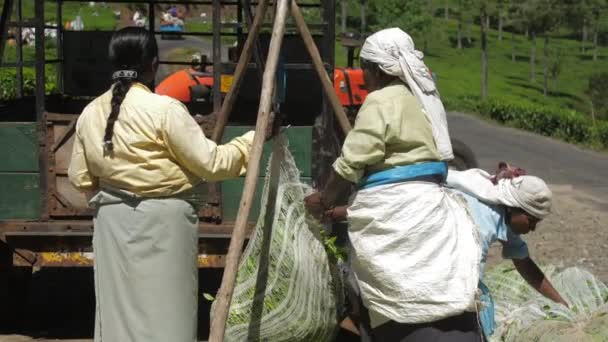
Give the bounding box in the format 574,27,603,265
347,181,481,327
90,187,199,342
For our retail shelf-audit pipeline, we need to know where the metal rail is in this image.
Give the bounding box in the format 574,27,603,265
0,0,14,67
15,0,23,97
35,0,49,221
60,0,321,7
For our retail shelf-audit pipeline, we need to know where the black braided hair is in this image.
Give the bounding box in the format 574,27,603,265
103,77,132,152
103,27,158,153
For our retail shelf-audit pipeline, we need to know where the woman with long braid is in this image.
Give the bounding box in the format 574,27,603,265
68,27,271,342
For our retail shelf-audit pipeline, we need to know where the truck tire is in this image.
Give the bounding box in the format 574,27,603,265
449,138,478,171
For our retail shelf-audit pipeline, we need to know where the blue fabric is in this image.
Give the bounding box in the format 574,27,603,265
478,281,496,338
455,191,529,277
159,24,184,32
359,161,447,190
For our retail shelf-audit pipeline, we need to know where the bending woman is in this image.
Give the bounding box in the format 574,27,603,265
305,28,482,341
68,27,266,342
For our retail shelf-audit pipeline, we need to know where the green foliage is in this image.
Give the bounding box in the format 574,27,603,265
413,17,608,121
0,66,57,100
529,0,563,35
446,95,608,148
368,0,433,44
547,47,565,85
13,2,119,30
63,5,118,31
586,72,608,120
319,229,348,262
335,7,608,118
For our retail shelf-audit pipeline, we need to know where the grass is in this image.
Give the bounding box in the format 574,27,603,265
15,2,120,31
4,3,607,122
165,47,200,73
336,18,608,120
184,20,212,33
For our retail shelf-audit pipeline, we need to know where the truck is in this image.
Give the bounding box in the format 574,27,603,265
0,0,476,339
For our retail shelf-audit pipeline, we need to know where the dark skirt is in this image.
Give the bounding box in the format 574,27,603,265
371,312,482,342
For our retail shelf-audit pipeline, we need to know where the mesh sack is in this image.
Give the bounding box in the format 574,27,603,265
485,263,608,342
216,135,344,342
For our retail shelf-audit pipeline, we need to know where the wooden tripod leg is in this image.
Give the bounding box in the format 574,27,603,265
208,0,290,340
242,0,266,82
205,0,270,224
290,0,353,135
212,0,270,142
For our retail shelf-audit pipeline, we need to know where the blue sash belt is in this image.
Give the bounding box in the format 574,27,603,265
478,281,496,338
359,161,448,190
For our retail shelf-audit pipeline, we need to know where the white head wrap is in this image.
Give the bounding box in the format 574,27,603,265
447,169,553,219
360,28,454,160
495,176,552,219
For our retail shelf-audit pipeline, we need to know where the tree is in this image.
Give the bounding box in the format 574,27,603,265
548,47,564,90
586,72,608,122
340,0,347,33
511,0,539,81
514,0,562,89
589,0,607,61
480,0,489,99
563,0,592,54
534,0,563,96
369,0,433,52
360,0,368,34
506,1,526,62
454,0,474,49
496,0,511,41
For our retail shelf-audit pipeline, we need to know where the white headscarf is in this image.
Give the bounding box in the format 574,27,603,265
447,169,553,219
359,28,454,160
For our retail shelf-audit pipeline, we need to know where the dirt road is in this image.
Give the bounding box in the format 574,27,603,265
448,112,608,281
155,35,229,84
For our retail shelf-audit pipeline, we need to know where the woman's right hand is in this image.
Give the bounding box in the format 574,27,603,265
323,206,348,223
304,191,325,220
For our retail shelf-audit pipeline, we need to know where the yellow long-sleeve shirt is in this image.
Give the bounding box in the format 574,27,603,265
333,81,441,184
68,83,254,197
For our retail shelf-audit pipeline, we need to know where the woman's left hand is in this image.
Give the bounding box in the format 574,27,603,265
323,206,348,223
304,191,325,220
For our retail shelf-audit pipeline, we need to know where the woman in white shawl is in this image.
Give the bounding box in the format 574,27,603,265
305,28,482,341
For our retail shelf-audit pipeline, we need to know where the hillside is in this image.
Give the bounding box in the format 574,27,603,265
3,2,607,124
337,19,608,119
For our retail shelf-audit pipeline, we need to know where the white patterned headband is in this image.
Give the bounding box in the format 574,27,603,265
112,70,138,80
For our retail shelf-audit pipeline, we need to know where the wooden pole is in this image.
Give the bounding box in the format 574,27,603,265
212,0,269,142
34,0,48,221
208,0,290,340
212,0,222,114
242,0,266,84
290,1,352,135
206,0,269,225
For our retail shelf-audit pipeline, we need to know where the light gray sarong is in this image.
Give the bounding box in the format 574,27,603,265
90,187,199,342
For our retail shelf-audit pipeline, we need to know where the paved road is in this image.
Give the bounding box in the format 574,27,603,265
155,35,229,84
448,112,608,210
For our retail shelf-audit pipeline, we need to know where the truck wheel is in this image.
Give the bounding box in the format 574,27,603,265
449,138,478,171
